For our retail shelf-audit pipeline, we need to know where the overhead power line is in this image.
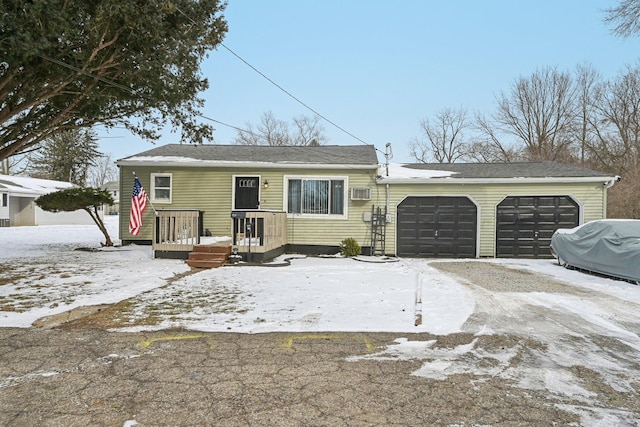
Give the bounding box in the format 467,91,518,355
36,5,381,156
219,43,375,149
171,4,377,151
36,53,380,168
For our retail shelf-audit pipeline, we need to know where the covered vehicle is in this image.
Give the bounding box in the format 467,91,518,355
550,219,640,284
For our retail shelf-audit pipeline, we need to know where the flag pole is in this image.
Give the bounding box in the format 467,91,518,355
132,171,158,215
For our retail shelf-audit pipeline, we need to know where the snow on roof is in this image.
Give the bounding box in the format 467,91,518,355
378,162,617,183
381,163,458,179
0,174,75,196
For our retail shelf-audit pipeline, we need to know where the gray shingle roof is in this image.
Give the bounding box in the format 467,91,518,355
403,161,610,178
120,144,613,178
121,144,379,165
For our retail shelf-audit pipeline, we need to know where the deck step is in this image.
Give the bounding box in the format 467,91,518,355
185,245,231,269
191,245,232,255
185,259,226,269
188,252,227,261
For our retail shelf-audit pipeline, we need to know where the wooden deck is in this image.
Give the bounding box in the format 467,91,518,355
153,209,287,261
231,210,287,255
153,209,201,252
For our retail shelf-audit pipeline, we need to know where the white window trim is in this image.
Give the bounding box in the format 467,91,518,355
283,175,349,219
150,173,173,204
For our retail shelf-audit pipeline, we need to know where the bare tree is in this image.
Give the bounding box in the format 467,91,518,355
292,115,326,146
1,155,30,175
409,108,469,163
493,67,578,161
605,0,640,37
588,65,640,173
235,111,326,146
574,63,601,164
607,163,640,218
580,64,640,219
87,153,119,188
465,113,524,162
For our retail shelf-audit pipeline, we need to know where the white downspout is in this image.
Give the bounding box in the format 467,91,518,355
604,176,621,218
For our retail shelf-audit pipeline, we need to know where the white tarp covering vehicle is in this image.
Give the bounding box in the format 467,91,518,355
550,219,640,284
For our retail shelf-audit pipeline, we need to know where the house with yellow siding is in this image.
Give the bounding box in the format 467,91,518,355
116,144,618,260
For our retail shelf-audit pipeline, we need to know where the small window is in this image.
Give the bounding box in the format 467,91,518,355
151,173,172,203
1,193,7,207
286,177,346,217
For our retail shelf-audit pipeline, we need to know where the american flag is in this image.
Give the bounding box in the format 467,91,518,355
128,177,148,236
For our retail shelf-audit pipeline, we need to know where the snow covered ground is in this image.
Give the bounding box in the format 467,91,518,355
2,216,640,425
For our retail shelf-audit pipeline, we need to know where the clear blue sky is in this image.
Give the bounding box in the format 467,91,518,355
100,0,635,163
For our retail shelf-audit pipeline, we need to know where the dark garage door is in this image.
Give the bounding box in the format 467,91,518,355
397,196,477,258
496,195,579,258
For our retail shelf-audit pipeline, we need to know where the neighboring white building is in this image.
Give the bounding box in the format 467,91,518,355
0,174,97,227
102,180,120,215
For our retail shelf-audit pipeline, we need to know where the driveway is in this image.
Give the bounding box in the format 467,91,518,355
0,328,590,426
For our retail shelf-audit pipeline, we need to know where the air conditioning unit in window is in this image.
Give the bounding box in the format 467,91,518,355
350,186,371,201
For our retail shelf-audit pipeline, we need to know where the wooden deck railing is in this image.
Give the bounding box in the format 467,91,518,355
232,210,287,254
153,209,201,252
152,209,287,256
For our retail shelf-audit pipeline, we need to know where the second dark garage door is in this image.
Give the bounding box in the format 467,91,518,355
496,195,580,258
397,196,477,258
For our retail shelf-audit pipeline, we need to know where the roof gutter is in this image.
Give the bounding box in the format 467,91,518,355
605,175,622,188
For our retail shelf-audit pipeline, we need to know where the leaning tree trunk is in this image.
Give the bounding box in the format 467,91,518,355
84,206,114,247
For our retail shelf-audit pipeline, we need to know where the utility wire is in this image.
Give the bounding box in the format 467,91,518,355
171,4,379,152
36,53,380,168
219,43,375,149
38,6,383,158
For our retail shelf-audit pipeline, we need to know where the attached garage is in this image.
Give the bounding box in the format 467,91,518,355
380,162,618,259
397,196,477,257
496,195,580,258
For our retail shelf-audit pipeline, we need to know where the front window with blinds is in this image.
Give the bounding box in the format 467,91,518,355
287,177,346,217
151,173,172,203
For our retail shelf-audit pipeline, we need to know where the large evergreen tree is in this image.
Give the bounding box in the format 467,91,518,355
29,129,100,185
0,0,227,160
